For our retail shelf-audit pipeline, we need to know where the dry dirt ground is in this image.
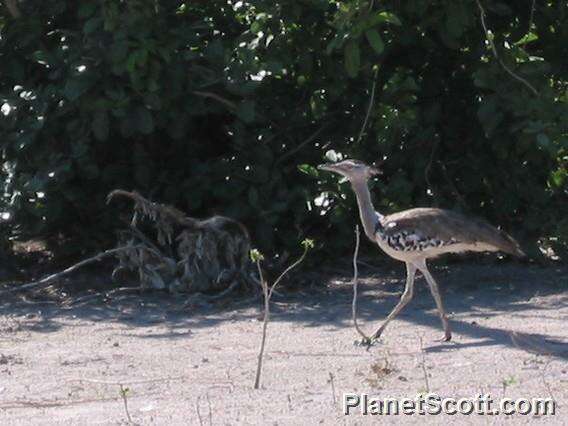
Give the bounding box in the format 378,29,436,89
1,261,567,425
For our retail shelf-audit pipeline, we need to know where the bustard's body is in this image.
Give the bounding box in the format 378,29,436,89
319,159,524,342
374,207,523,263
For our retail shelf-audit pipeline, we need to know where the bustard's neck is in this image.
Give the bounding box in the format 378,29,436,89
350,179,382,241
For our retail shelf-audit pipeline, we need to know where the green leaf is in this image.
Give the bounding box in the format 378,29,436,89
250,249,264,262
297,164,319,177
373,11,402,26
514,32,538,46
365,29,384,55
550,170,566,188
301,238,315,250
344,41,360,78
92,111,109,142
251,21,262,34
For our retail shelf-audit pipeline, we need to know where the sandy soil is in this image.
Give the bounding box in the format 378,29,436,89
1,262,567,425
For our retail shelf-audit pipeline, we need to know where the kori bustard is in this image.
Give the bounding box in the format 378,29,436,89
318,159,524,342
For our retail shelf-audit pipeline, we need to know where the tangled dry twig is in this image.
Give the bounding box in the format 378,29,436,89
108,190,255,294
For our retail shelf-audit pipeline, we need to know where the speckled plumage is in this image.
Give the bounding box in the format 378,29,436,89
318,159,525,343
374,207,524,258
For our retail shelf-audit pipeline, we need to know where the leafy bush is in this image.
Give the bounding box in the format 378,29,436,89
1,0,567,260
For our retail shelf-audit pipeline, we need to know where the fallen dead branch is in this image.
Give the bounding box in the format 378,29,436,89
2,189,254,299
0,246,143,296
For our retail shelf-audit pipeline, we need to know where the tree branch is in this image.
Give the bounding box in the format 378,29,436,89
275,124,328,165
475,0,539,96
4,0,21,19
192,90,237,110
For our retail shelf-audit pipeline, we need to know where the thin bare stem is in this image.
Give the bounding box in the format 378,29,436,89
275,124,328,166
196,396,204,426
528,0,536,33
424,139,438,197
206,393,213,426
540,358,558,408
0,245,143,296
192,90,236,110
268,247,310,299
253,246,310,389
253,259,269,389
419,336,430,393
352,225,372,343
356,69,379,144
475,0,539,96
119,384,132,424
328,372,337,405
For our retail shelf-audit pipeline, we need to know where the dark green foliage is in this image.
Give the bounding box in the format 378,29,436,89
0,0,567,260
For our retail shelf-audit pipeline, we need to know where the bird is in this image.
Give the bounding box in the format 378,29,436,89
318,159,524,343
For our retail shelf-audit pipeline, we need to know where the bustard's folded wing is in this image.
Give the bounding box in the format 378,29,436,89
380,208,524,257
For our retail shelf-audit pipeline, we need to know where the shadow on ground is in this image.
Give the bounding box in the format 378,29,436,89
2,261,567,359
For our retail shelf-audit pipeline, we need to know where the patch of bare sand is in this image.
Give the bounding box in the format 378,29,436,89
1,263,567,424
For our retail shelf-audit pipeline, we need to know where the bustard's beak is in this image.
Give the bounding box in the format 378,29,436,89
317,163,337,172
369,166,381,176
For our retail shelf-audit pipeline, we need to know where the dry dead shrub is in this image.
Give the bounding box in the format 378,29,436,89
108,190,256,294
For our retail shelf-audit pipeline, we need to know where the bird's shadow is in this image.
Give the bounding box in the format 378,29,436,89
344,263,568,359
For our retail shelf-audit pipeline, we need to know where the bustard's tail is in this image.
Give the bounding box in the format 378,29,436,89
468,217,525,258
491,229,525,258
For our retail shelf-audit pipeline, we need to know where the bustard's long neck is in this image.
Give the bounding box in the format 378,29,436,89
350,179,382,241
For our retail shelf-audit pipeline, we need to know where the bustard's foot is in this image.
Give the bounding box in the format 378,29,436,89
354,336,377,348
437,333,452,342
371,328,384,341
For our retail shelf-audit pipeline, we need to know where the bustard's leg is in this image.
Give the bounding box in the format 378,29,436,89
417,261,452,341
371,262,417,341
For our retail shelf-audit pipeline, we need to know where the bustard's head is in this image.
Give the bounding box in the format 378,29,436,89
318,159,380,181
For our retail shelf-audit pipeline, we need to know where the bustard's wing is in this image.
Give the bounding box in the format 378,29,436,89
380,208,524,257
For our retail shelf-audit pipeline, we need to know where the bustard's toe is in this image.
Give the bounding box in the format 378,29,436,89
354,336,376,348
371,328,384,340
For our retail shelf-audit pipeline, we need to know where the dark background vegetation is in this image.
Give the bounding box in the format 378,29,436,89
1,0,567,263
